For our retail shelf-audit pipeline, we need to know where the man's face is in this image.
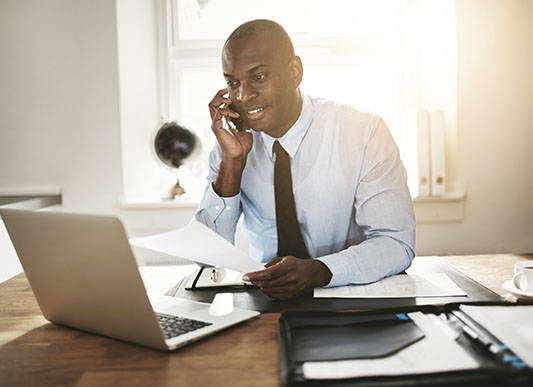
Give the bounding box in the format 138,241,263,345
222,35,302,138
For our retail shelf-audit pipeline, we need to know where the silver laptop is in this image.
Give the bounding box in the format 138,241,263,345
0,209,259,351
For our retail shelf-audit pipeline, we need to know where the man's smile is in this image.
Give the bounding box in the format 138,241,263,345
244,105,266,120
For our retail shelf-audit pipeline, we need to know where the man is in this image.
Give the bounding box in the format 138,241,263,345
195,19,415,299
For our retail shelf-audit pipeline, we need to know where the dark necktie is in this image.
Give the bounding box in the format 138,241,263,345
273,141,310,259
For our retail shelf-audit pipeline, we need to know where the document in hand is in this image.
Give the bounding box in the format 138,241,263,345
314,273,467,298
129,221,264,274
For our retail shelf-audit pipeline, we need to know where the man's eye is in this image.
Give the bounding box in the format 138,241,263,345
255,73,266,81
226,80,239,88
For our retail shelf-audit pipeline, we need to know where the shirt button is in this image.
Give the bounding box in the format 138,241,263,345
226,206,231,210
215,205,220,211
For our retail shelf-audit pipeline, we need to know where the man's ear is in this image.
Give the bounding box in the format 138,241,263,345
288,56,303,88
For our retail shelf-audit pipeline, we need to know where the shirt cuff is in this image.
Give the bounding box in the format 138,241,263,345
203,183,241,223
316,252,359,288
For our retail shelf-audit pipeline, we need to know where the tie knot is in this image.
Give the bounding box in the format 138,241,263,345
273,141,288,158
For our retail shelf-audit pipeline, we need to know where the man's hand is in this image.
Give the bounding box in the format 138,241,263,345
208,89,253,197
243,256,332,300
209,88,252,161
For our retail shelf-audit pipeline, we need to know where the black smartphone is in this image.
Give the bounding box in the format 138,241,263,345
228,104,244,131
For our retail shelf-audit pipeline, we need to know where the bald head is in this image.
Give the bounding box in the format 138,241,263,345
224,19,295,64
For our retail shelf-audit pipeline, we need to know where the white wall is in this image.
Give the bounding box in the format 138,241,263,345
0,0,123,214
416,0,533,255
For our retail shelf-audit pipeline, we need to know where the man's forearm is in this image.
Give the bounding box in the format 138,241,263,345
318,236,414,287
213,157,246,197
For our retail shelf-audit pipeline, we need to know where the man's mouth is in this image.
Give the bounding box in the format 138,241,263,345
244,106,266,120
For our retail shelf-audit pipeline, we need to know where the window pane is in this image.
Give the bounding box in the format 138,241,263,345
176,66,220,150
176,0,403,40
175,66,222,194
301,63,403,140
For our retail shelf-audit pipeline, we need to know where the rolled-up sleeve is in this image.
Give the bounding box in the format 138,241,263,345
194,145,242,244
317,117,416,287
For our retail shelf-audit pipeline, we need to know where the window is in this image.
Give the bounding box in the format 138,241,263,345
151,0,457,202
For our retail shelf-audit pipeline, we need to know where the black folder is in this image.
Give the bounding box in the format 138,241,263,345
279,301,533,386
289,313,425,362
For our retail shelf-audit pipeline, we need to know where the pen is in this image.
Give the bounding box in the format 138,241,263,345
453,311,528,369
462,324,491,347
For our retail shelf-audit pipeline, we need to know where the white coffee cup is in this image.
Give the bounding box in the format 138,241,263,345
513,261,533,293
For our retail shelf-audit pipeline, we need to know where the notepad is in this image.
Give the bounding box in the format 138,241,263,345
314,273,467,298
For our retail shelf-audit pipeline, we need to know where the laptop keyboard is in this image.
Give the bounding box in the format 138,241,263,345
156,313,213,340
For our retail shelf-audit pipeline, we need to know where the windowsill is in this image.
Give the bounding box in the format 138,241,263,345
413,190,466,203
0,188,62,211
119,189,467,224
119,196,199,210
413,189,467,223
0,186,62,196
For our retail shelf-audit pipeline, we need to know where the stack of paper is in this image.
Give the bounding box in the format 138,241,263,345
314,273,467,298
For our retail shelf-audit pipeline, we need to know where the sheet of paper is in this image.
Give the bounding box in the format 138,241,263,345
138,264,198,295
129,221,264,274
460,305,533,368
314,273,467,298
131,244,190,265
303,311,479,380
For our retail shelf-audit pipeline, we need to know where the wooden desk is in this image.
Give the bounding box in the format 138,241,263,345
1,254,531,387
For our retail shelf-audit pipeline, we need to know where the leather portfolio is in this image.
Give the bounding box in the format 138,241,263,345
279,301,533,386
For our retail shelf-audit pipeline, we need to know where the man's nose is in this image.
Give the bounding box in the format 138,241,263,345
235,82,258,103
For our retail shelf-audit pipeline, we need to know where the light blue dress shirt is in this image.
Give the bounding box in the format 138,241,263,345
194,94,415,287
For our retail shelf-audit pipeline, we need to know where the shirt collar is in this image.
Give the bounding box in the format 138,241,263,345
260,94,313,159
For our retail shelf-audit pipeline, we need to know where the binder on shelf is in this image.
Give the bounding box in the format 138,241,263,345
429,110,446,196
402,109,431,197
417,110,431,197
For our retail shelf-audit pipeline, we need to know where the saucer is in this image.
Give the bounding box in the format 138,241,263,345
502,280,533,300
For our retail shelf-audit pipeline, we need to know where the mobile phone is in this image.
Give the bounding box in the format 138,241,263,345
228,104,244,131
